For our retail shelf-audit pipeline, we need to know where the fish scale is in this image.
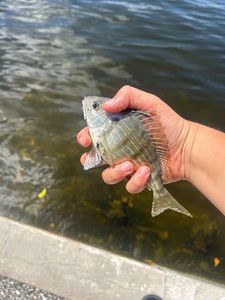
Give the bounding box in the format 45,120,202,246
82,96,192,218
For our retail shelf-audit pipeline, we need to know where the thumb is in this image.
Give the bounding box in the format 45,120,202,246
103,85,160,113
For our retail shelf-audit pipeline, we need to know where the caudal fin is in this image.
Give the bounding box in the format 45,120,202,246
151,188,192,218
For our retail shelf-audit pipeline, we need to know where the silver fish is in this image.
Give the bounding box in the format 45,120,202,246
82,96,192,218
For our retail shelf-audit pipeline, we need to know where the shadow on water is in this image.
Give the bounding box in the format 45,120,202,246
0,0,225,283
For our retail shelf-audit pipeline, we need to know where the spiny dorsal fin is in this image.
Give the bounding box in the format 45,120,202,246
132,110,171,182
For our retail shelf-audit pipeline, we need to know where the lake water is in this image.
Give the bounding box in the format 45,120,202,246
0,0,225,283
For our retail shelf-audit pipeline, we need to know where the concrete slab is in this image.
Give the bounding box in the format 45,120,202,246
0,216,224,300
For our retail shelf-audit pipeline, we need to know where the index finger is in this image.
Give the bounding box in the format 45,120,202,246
76,127,92,147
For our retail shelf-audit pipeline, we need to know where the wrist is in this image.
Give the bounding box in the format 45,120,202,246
180,120,200,182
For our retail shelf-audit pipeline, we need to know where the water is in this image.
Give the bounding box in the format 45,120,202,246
0,0,225,283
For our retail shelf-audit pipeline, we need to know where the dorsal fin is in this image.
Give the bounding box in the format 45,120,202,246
132,110,171,182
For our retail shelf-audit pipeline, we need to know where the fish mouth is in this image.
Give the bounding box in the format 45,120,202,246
82,96,95,121
82,99,87,120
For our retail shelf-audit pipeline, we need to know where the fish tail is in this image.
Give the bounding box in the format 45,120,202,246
151,187,192,218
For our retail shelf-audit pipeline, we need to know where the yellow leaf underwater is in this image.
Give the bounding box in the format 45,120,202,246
144,259,154,266
213,257,220,267
38,188,47,199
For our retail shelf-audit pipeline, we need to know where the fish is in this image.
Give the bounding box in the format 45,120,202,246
82,96,192,218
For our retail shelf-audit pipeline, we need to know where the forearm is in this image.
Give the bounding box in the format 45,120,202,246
185,121,225,214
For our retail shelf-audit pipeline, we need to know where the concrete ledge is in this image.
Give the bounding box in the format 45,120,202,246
0,216,224,300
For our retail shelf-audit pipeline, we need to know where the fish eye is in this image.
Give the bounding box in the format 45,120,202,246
92,101,100,111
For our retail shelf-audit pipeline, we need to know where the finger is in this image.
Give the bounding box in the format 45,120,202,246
77,127,92,147
102,161,134,185
126,166,150,194
102,85,161,113
80,152,88,165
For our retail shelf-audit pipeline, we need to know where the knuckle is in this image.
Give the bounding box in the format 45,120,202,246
122,85,131,93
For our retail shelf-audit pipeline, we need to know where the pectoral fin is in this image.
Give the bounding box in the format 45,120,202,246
83,147,106,170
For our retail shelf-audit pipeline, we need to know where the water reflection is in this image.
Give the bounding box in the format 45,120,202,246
0,0,225,283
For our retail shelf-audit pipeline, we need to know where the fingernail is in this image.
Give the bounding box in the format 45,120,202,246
79,136,84,145
139,166,150,176
120,161,133,172
105,98,116,106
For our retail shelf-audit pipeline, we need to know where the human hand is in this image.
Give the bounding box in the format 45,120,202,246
77,85,194,194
